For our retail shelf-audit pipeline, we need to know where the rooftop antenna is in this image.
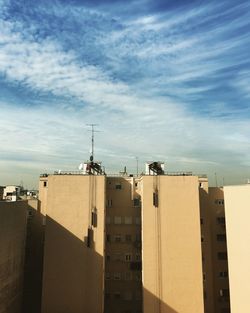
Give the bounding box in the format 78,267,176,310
135,156,139,176
86,124,99,162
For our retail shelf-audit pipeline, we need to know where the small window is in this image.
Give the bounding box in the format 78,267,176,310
135,217,141,225
200,218,203,225
135,253,141,261
203,273,206,281
133,198,140,206
218,252,227,260
124,272,132,281
114,216,122,224
114,235,122,242
215,199,224,205
201,236,204,243
106,234,111,242
125,216,132,225
217,217,225,225
153,192,158,207
135,272,142,281
217,234,226,242
107,199,112,207
106,254,111,262
125,234,132,242
43,181,47,187
115,184,122,190
125,253,132,262
219,271,228,278
114,253,122,261
114,272,121,280
123,291,133,301
105,273,111,280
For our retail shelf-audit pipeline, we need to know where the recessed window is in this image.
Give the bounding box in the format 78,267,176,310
125,253,132,262
135,217,141,225
105,273,111,280
135,253,141,261
114,216,122,224
107,199,112,207
43,181,47,187
218,252,227,260
217,234,226,242
114,235,122,242
115,184,122,190
125,216,132,225
133,198,140,206
114,272,121,280
219,271,228,278
106,234,111,242
200,218,203,225
215,199,224,205
217,217,225,225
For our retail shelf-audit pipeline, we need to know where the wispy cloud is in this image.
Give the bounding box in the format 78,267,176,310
0,0,250,186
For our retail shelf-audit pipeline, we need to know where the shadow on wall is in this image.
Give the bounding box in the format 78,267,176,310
143,288,179,313
40,215,104,313
22,203,44,313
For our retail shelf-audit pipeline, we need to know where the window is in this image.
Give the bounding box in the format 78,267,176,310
43,181,47,187
123,291,133,301
106,254,111,262
125,253,132,262
133,198,140,206
203,273,206,281
135,217,141,225
114,235,122,242
125,216,132,225
106,216,111,224
217,217,225,225
217,234,226,242
200,218,203,225
114,253,122,261
153,192,158,207
105,273,111,280
106,234,111,242
114,216,122,224
218,252,227,260
107,199,112,207
219,289,229,297
215,199,224,205
219,271,228,278
135,253,141,261
201,236,204,243
91,211,97,227
114,272,121,280
125,234,132,242
115,184,122,190
135,272,142,281
124,272,132,281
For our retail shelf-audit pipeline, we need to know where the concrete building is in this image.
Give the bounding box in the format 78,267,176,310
224,184,250,313
40,174,106,313
39,162,207,313
3,185,21,202
0,201,27,313
200,185,230,313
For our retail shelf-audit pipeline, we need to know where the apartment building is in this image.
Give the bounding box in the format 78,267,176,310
224,184,250,313
39,161,207,313
199,183,230,313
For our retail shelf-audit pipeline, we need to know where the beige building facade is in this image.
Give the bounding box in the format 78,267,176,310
224,184,250,313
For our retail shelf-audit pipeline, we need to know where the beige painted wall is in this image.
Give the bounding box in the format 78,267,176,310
142,175,204,313
224,185,250,313
40,175,105,313
0,201,27,313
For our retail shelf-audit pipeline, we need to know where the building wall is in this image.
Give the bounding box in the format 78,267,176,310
142,175,204,313
104,177,142,313
40,174,105,313
0,201,27,313
224,185,250,313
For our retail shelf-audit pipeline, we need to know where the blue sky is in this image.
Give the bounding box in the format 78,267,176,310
0,0,250,187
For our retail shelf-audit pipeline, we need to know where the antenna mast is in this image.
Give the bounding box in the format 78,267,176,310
87,124,98,162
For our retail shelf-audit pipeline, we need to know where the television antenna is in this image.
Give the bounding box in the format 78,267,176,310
86,124,100,162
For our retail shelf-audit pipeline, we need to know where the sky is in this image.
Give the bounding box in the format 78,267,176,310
0,0,250,188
